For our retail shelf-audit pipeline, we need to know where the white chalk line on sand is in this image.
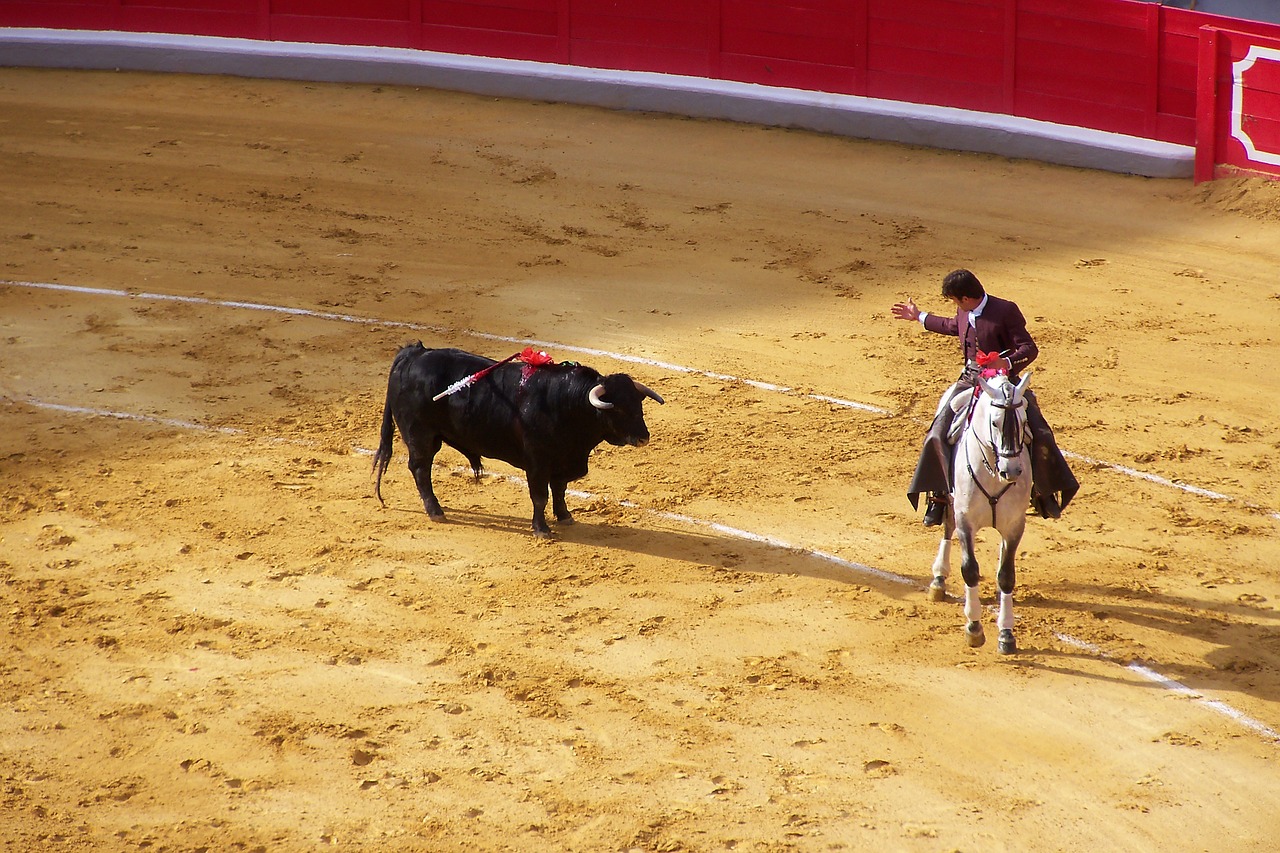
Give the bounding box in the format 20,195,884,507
7,278,1276,521
1057,635,1280,742
7,393,1277,746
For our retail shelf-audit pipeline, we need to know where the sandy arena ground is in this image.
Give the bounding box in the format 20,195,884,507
2,67,1280,852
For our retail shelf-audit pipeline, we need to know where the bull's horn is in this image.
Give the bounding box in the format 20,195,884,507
588,384,614,410
634,381,665,405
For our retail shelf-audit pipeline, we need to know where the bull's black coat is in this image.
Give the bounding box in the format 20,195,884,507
373,344,663,536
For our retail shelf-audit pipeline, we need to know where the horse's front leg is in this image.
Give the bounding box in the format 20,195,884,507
957,526,984,648
995,530,1024,655
928,510,955,602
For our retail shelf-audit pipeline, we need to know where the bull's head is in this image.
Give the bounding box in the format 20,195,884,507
588,375,664,447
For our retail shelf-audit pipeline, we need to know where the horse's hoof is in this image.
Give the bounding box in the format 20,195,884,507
928,579,947,602
965,622,986,648
998,629,1017,655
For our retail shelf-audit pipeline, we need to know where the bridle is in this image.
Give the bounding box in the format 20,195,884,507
961,377,1029,524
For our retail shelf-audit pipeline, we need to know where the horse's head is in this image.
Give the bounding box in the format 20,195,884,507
975,371,1031,481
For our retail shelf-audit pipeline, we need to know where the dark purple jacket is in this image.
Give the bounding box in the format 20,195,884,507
923,294,1038,377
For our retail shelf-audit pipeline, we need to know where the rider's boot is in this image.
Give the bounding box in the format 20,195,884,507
923,492,949,527
1031,491,1061,519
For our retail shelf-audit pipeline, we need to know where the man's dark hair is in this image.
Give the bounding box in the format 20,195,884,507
941,268,985,300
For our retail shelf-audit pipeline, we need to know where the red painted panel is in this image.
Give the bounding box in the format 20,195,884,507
1018,12,1148,54
419,23,562,61
1154,112,1193,145
1168,5,1280,41
1015,33,1151,109
868,68,1006,114
575,0,712,22
872,17,1003,60
1198,26,1280,180
1019,0,1149,28
122,0,256,10
116,8,258,37
1235,49,1280,161
271,1,409,20
270,15,416,47
868,41,1002,87
722,25,855,66
723,0,858,39
1016,89,1148,137
719,51,860,94
1158,81,1196,119
571,13,708,50
0,3,117,30
870,0,1002,30
422,1,557,36
568,41,710,77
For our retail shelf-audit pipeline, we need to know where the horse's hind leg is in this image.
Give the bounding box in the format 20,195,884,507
996,535,1022,655
958,529,985,648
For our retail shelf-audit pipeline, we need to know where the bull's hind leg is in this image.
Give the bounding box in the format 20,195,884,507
407,434,446,520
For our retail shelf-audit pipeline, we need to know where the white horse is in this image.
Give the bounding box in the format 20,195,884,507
927,371,1033,654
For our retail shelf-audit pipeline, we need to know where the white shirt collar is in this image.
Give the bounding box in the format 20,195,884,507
968,294,989,327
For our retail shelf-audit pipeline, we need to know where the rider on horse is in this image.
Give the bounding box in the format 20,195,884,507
891,269,1079,526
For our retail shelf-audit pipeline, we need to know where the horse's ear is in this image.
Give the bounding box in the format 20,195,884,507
977,375,998,399
1015,371,1032,397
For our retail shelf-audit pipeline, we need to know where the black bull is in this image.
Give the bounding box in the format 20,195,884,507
373,344,664,536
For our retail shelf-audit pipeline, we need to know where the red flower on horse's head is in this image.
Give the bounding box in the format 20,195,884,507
976,349,1008,377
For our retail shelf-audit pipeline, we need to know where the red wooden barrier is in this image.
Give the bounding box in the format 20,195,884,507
1196,26,1280,182
2,0,1280,179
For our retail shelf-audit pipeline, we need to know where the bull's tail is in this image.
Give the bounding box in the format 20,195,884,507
373,347,415,505
372,395,396,506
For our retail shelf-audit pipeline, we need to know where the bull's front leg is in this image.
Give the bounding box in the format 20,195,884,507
550,479,574,525
526,473,552,537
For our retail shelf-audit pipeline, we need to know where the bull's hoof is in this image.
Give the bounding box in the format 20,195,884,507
997,629,1017,655
965,621,986,648
424,506,445,522
927,578,947,602
556,514,575,526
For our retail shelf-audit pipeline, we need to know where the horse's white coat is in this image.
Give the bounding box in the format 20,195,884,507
933,373,1033,650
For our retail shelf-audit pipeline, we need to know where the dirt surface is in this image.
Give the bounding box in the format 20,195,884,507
2,68,1279,852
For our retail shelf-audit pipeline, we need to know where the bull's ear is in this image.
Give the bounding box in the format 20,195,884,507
634,381,664,404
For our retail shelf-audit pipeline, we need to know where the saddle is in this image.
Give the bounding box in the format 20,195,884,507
945,387,975,445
